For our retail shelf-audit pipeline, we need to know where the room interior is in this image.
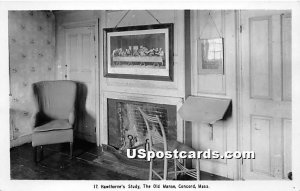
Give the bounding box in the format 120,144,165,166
9,10,292,181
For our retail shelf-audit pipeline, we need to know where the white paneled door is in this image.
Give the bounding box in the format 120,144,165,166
240,10,291,180
65,26,97,143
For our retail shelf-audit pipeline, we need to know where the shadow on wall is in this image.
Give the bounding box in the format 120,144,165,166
223,101,232,120
10,81,96,147
75,82,96,143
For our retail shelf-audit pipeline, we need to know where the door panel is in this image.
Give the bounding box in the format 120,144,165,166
66,27,96,143
282,16,292,102
250,115,272,175
249,17,272,99
240,10,291,180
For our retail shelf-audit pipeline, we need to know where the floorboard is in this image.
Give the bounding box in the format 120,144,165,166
10,139,230,180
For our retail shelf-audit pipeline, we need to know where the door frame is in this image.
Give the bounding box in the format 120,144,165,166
236,10,244,180
63,19,101,146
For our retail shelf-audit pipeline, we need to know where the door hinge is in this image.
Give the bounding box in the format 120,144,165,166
240,25,243,33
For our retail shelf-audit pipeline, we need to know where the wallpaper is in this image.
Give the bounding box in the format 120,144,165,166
9,11,56,143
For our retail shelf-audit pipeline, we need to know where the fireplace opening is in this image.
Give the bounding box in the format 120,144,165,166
107,98,177,154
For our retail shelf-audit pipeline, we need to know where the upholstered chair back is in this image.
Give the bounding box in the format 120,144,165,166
33,81,77,121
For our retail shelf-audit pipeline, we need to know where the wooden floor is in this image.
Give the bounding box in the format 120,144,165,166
10,139,230,180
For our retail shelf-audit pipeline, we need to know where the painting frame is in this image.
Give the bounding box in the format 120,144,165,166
103,23,174,81
198,37,224,75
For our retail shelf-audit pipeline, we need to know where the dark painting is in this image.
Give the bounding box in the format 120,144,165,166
107,99,177,150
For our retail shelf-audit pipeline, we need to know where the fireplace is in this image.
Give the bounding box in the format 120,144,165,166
107,98,177,152
100,92,184,147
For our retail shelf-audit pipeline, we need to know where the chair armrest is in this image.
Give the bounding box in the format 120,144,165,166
68,110,75,126
30,112,38,131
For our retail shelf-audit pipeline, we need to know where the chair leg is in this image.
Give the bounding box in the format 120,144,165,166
40,146,44,161
196,158,200,180
33,146,38,164
69,142,73,159
174,158,177,180
163,157,167,180
149,158,153,180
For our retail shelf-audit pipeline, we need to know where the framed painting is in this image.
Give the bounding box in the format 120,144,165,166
198,38,224,74
103,23,174,81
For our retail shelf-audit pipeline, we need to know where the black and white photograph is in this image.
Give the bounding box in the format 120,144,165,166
104,23,173,81
0,1,299,191
198,38,224,74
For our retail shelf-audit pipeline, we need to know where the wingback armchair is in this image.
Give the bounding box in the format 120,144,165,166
31,80,77,162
